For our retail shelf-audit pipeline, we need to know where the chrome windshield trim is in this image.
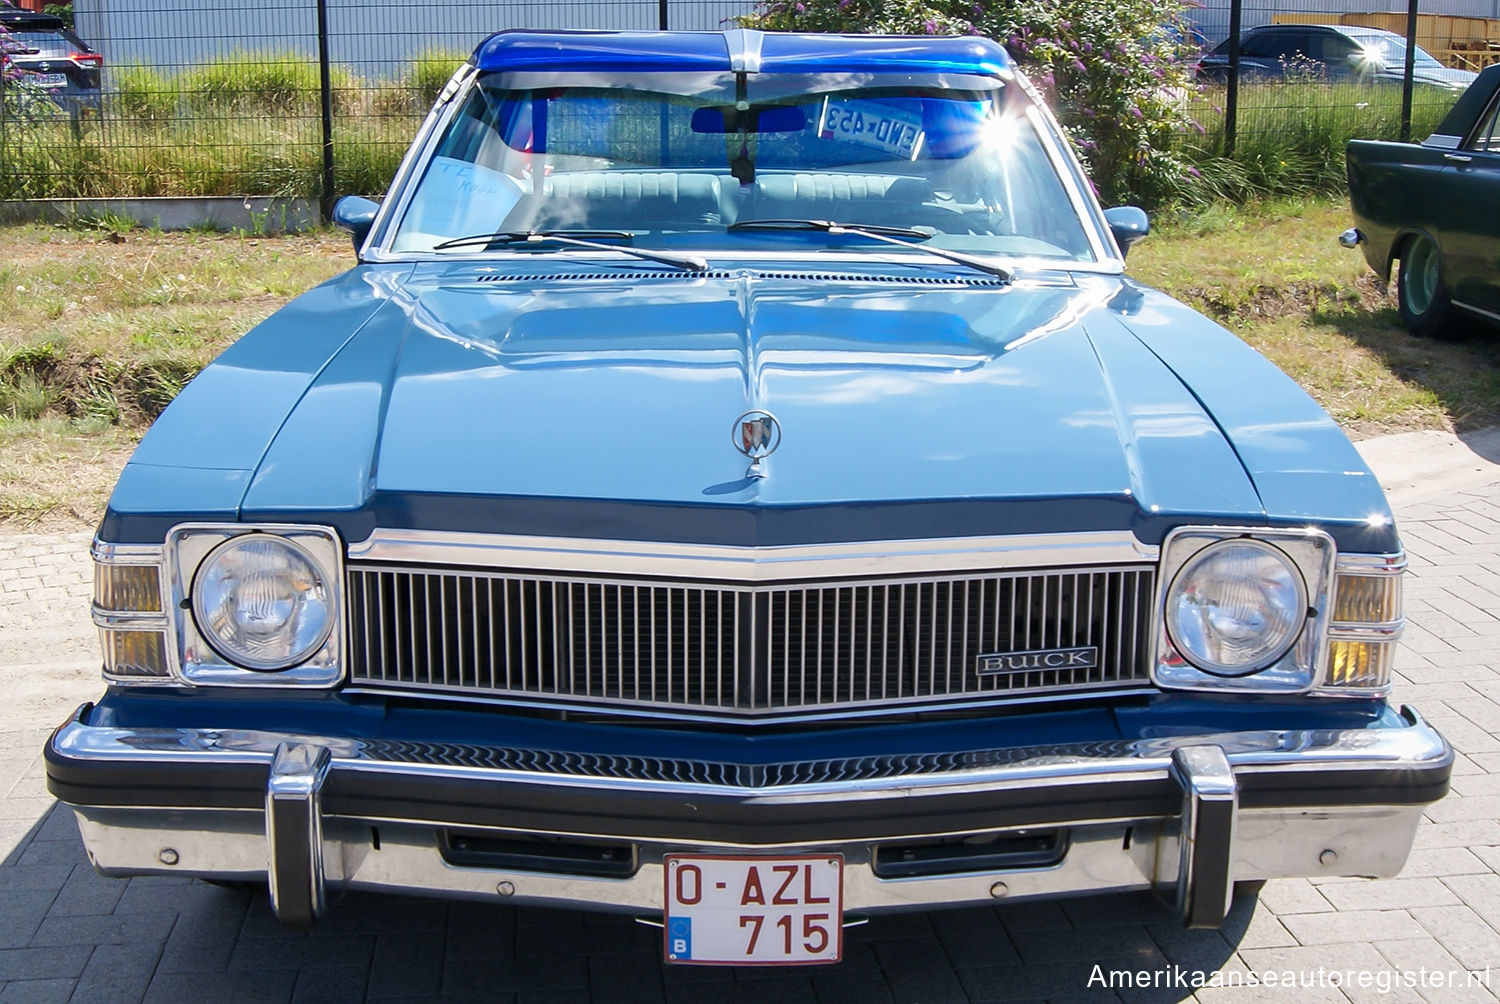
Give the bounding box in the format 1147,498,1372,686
364,63,477,255
344,528,1157,581
49,706,1449,802
1020,96,1115,263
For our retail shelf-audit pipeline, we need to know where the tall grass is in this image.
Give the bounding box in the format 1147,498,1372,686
1170,80,1457,206
0,53,1469,205
0,55,414,199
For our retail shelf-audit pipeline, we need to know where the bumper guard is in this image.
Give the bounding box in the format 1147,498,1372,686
46,704,1451,929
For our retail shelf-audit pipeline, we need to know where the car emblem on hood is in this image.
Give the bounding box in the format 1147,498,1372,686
733,410,780,478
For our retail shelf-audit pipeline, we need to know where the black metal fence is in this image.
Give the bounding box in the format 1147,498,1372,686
0,0,1490,208
1190,0,1490,160
0,0,756,204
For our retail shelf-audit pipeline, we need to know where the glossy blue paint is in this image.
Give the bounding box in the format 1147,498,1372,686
105,255,1399,553
1118,286,1398,551
361,266,1257,514
102,266,410,541
472,30,1011,77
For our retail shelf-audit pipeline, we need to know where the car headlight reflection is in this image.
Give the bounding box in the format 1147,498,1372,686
191,534,333,671
1164,539,1307,676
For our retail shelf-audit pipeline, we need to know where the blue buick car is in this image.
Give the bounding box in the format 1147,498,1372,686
47,30,1448,965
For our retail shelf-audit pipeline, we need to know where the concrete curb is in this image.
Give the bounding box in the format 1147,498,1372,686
0,197,321,233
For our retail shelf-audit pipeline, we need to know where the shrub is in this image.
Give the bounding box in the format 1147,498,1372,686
741,0,1203,207
42,4,73,29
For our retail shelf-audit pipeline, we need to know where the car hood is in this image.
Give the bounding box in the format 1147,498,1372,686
109,261,1395,550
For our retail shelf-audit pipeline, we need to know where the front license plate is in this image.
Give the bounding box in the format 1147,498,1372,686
663,854,843,965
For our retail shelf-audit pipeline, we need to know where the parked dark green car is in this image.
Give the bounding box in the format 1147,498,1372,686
1345,64,1500,338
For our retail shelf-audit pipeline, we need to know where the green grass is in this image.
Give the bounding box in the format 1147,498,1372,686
1170,81,1457,205
0,414,137,524
1132,197,1500,436
0,223,351,526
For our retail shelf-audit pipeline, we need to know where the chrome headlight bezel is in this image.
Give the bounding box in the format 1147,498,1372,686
169,524,344,687
1152,526,1335,694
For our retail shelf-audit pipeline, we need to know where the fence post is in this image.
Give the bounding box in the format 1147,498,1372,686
659,0,669,30
1224,0,1241,157
316,0,336,221
1400,0,1419,142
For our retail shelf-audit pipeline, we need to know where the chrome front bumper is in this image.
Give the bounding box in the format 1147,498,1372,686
46,704,1451,929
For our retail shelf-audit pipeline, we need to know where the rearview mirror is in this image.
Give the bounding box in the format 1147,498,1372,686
691,105,807,134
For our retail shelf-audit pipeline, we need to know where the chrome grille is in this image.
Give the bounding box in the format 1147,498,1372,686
345,565,1156,716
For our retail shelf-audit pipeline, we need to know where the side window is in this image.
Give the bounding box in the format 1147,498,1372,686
1239,34,1280,59
1271,33,1314,62
1468,96,1500,154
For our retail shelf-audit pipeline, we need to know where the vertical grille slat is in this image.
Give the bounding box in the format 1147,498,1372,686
347,564,1156,715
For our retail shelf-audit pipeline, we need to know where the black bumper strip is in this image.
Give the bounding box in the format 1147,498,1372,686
46,748,1451,848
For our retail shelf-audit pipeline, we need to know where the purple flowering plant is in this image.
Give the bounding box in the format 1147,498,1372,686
1,20,50,120
741,0,1203,205
1,22,26,85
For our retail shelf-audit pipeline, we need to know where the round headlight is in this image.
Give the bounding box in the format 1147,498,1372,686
1164,539,1307,677
191,534,333,671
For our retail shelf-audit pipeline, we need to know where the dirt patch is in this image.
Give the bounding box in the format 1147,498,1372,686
0,431,137,531
1177,275,1393,326
1,226,347,266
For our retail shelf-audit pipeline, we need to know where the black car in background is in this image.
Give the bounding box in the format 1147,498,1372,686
1198,24,1476,92
0,5,101,122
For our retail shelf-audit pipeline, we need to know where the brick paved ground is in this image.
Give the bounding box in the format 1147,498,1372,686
1,481,1498,1002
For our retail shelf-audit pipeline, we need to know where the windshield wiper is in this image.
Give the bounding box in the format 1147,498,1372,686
431,230,708,272
726,219,1013,281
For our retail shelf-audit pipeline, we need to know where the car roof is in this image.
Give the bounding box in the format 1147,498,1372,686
471,29,1012,76
1245,23,1402,41
0,9,65,30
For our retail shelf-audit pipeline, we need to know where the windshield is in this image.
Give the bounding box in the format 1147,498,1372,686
7,30,68,54
389,70,1098,264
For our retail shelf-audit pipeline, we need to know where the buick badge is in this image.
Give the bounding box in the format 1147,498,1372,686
732,410,781,478
977,646,1099,675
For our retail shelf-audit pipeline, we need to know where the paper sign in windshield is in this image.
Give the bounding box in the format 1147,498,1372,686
399,157,524,248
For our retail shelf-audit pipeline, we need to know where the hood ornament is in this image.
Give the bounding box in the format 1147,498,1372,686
732,410,780,479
